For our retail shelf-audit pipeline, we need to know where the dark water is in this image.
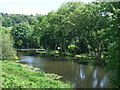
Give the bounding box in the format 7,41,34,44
18,52,110,88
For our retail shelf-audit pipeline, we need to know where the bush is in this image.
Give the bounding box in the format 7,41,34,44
68,45,78,54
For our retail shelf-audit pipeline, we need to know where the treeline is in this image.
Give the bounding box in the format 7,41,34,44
0,13,35,27
1,2,119,58
0,1,119,88
1,2,118,58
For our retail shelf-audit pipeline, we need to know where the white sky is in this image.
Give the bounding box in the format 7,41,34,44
0,0,94,15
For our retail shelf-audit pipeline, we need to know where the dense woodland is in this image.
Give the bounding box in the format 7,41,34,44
0,1,119,88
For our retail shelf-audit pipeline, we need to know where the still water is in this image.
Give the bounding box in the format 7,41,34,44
18,52,109,88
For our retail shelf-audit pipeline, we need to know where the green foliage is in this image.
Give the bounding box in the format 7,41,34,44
105,2,120,88
68,45,77,54
0,13,35,27
68,45,77,49
1,61,72,88
75,54,88,58
11,23,33,48
1,1,119,88
51,50,59,54
0,27,16,60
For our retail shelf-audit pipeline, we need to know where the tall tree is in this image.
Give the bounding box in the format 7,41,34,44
105,2,120,88
0,27,16,60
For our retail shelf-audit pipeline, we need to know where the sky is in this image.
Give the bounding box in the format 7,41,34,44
0,0,95,15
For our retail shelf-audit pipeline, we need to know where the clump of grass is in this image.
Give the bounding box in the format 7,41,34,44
75,54,89,58
45,73,63,80
20,64,40,71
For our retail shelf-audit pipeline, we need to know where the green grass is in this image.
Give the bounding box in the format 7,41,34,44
75,54,88,58
1,61,72,88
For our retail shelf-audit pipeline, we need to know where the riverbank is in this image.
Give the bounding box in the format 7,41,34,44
1,61,72,88
17,49,90,58
17,49,105,66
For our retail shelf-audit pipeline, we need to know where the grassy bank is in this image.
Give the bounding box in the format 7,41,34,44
1,61,72,88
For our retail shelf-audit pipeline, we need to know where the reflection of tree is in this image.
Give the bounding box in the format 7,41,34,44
85,66,103,88
93,69,98,88
97,67,100,88
85,65,95,88
78,65,85,87
92,67,108,88
100,75,108,88
92,67,101,88
80,65,85,79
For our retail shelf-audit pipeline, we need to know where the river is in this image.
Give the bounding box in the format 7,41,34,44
17,51,110,88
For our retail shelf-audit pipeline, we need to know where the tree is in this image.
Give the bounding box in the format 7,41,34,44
0,27,16,60
11,22,33,49
105,2,120,88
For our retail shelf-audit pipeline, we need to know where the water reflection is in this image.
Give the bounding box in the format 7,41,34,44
19,56,34,64
100,76,108,88
93,69,97,79
93,79,98,88
18,52,109,88
80,65,85,79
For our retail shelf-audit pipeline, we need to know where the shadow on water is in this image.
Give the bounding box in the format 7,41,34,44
17,52,110,88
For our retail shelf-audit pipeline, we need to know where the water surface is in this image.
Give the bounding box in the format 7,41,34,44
18,52,109,88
